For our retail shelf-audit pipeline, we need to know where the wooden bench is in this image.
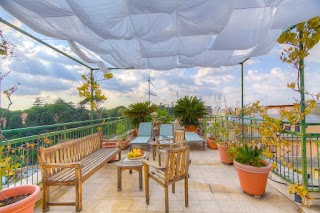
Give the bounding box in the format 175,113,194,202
38,132,121,212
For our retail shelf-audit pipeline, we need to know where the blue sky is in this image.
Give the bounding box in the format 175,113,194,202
0,8,320,111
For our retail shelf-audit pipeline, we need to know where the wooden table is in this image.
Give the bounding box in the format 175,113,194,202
149,139,173,160
116,152,150,191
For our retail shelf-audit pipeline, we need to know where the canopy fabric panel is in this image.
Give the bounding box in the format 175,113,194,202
1,0,319,70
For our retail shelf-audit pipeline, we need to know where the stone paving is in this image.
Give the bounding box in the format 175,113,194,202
34,144,302,213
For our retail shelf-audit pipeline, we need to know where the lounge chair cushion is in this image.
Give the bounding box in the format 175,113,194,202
138,122,153,136
132,136,152,144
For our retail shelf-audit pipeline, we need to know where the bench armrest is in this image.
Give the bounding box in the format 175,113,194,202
42,162,84,169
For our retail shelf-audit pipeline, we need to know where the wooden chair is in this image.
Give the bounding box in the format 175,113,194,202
156,129,186,165
143,145,190,213
174,129,185,143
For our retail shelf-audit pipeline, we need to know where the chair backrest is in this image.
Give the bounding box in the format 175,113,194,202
163,145,190,182
159,124,173,138
174,129,185,143
138,122,153,136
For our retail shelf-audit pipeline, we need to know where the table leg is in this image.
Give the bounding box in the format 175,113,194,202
117,167,122,191
139,167,143,191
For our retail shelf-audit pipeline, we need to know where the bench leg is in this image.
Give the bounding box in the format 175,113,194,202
75,170,83,212
118,151,122,161
42,184,50,212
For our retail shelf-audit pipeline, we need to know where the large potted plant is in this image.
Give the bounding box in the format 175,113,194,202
123,102,157,135
233,144,272,196
215,122,239,164
174,96,207,132
0,133,40,212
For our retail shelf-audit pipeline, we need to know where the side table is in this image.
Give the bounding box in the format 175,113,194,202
116,152,150,191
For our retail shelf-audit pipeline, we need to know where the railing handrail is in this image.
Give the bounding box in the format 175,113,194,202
1,116,126,134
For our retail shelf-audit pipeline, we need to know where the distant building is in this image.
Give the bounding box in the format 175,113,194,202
205,106,212,115
266,104,294,115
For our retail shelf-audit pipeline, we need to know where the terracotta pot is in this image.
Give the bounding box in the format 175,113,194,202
0,185,40,213
233,159,272,196
185,125,197,132
118,139,130,150
206,137,218,149
134,128,138,136
217,143,234,164
102,142,119,160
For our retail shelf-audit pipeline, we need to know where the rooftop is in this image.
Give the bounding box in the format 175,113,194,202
32,144,318,213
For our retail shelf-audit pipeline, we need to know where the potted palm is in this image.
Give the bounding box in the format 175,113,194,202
123,102,157,135
174,96,207,132
233,143,272,196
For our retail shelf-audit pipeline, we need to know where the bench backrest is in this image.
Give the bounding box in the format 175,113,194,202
38,133,102,176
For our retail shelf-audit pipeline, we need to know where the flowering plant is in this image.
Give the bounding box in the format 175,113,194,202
288,183,313,207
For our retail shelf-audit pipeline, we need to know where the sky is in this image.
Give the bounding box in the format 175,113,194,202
0,8,320,112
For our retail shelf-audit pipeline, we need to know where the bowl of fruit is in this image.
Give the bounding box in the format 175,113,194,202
126,149,145,160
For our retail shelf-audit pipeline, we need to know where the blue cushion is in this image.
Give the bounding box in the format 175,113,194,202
159,124,173,138
131,136,151,144
138,122,153,136
185,132,204,142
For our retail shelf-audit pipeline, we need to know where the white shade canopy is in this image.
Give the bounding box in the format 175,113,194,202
1,0,319,70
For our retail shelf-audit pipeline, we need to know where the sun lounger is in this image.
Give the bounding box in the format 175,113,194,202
185,132,205,150
158,124,174,140
130,122,153,150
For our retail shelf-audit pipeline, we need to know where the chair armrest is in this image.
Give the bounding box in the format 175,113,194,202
142,159,166,170
42,162,84,169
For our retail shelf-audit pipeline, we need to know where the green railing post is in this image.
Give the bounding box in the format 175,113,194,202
299,31,308,187
241,62,245,142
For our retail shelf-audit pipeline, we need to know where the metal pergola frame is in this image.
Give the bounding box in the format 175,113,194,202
1,18,310,188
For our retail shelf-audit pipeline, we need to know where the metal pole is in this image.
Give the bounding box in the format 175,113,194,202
90,69,94,121
299,31,307,187
0,18,96,70
241,62,245,142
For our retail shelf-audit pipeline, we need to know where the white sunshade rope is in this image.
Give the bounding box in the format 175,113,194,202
0,0,320,71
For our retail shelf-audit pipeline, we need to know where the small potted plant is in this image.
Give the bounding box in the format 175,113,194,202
216,122,239,164
288,183,313,207
233,143,272,196
115,122,130,149
206,123,219,149
100,121,131,150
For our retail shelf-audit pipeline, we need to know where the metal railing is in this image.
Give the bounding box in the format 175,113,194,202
0,117,132,190
203,115,320,192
